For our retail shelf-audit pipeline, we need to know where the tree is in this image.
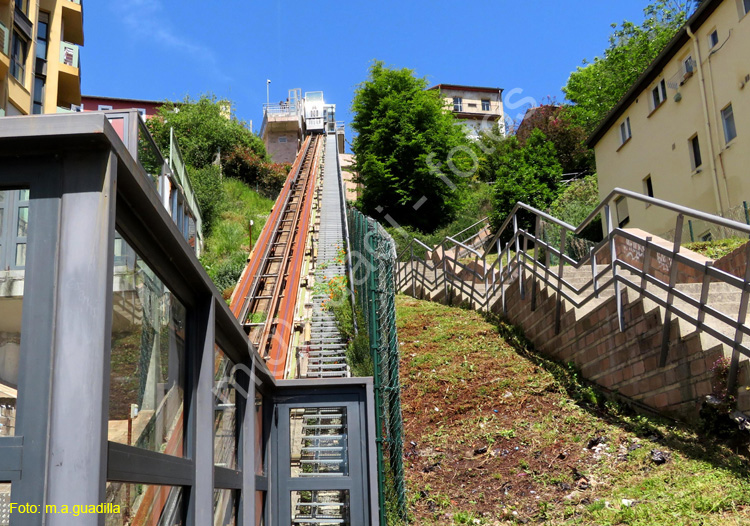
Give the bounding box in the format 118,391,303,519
351,61,473,233
147,94,267,169
489,130,563,232
563,1,691,133
516,105,593,175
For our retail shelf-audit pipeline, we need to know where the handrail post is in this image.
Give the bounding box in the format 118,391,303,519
531,216,541,311
728,243,750,394
605,204,624,332
640,236,654,290
660,214,684,366
591,246,598,298
499,242,506,314
514,215,524,300
555,229,567,335
410,244,415,298
697,260,713,326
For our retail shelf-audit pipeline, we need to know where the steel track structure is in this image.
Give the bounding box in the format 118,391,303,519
230,135,323,378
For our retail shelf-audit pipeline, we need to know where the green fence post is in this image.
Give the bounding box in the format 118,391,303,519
744,201,749,226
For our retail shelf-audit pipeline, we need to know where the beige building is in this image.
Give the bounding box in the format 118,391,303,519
590,0,750,238
428,84,505,139
1,0,83,116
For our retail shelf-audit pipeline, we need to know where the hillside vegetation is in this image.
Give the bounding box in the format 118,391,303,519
397,296,750,525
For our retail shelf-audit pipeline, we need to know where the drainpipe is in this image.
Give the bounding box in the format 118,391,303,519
687,26,725,216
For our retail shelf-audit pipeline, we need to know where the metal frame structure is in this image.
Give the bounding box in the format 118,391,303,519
0,113,378,525
396,188,750,397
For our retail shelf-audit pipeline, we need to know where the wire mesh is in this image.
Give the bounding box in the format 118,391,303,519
347,207,407,525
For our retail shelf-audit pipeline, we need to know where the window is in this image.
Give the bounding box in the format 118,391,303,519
721,104,737,144
619,117,632,145
651,79,667,110
453,97,463,112
32,76,45,114
10,32,28,83
615,197,630,228
689,135,703,170
709,30,719,49
36,12,49,60
481,99,491,111
643,176,654,198
136,108,146,117
98,104,113,111
15,0,27,14
743,0,750,16
278,136,288,143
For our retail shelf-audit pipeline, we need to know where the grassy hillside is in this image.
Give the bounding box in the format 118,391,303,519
200,177,274,296
396,296,750,525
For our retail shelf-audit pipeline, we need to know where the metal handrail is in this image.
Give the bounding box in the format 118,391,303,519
396,189,750,398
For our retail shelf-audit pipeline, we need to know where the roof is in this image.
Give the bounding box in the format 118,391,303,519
428,84,504,94
587,0,722,148
81,95,165,105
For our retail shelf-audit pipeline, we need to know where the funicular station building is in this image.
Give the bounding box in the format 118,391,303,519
0,109,378,525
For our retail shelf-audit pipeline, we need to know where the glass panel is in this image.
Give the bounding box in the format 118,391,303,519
290,407,348,477
137,121,164,185
0,483,10,526
255,391,264,475
0,189,28,437
214,346,236,469
213,489,237,526
109,236,186,457
104,483,183,525
292,490,349,526
16,207,27,237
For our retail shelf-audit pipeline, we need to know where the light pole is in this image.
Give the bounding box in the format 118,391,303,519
266,79,271,107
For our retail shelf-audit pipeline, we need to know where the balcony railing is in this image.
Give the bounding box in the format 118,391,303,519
0,20,9,57
59,41,79,68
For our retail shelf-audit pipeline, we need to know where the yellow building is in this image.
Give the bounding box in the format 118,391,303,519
0,0,83,116
589,0,750,238
428,84,505,139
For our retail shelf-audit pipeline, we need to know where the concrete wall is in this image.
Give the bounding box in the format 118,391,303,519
595,0,750,236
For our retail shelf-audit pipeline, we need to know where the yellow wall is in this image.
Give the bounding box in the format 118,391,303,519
595,0,750,237
1,0,82,115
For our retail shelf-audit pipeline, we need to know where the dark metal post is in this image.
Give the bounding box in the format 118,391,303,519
660,214,684,366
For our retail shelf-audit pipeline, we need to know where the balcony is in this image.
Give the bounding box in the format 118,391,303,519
61,0,84,45
0,20,9,77
57,41,81,106
59,41,79,68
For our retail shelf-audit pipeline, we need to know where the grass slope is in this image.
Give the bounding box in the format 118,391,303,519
397,296,750,525
200,178,274,295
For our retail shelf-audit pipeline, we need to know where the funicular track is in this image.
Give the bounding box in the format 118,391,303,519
230,135,323,378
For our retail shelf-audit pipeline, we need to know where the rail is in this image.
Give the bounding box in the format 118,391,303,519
397,188,750,396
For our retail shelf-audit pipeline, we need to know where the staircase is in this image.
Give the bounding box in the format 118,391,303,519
396,191,750,421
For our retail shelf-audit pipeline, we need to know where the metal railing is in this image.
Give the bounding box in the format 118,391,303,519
168,128,204,252
0,20,9,57
263,102,301,116
59,41,79,68
397,188,750,395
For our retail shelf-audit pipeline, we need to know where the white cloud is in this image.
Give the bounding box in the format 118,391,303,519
113,0,231,82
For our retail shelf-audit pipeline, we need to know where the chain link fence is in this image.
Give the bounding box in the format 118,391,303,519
347,207,407,525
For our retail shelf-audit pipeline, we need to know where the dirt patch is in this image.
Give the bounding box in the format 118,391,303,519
396,296,750,525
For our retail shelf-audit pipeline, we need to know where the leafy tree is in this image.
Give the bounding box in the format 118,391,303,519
147,94,267,169
222,145,291,197
516,105,593,175
545,175,603,259
563,1,691,133
489,130,563,232
351,61,473,233
189,165,224,233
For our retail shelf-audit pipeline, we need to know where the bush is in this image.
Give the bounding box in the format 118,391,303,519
222,145,291,198
189,165,223,234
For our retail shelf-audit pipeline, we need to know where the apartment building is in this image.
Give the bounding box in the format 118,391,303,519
589,0,750,238
1,0,83,116
81,95,163,119
427,84,505,139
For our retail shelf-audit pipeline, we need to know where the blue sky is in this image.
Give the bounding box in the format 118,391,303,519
83,1,652,135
